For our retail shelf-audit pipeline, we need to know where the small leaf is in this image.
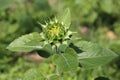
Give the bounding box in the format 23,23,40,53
7,32,43,52
48,74,60,80
53,48,78,73
100,0,113,14
23,69,45,80
57,8,71,28
58,44,68,53
37,44,53,58
74,41,118,68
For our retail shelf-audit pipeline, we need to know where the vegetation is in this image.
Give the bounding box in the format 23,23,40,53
0,0,120,80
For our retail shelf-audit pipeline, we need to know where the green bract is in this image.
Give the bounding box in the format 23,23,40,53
41,19,71,44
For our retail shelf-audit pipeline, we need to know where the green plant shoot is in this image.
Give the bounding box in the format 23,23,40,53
7,8,118,80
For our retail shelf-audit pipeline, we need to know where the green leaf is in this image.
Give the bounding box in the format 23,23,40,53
57,8,71,28
37,44,52,58
74,41,118,68
53,48,78,73
48,74,60,80
7,32,43,52
0,0,15,11
58,44,68,53
23,69,45,80
100,0,113,14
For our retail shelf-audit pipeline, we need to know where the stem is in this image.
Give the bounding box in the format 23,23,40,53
56,65,64,80
56,65,60,75
55,45,60,54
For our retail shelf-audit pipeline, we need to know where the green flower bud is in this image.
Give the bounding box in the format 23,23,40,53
39,17,74,51
42,20,67,43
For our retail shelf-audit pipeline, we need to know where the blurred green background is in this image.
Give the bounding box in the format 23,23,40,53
0,0,120,80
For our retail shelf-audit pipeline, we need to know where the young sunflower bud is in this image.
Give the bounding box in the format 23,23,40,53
39,17,74,52
43,19,66,43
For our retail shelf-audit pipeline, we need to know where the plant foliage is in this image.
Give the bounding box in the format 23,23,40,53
7,8,118,79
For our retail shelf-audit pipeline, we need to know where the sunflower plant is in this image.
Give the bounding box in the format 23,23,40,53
7,8,118,80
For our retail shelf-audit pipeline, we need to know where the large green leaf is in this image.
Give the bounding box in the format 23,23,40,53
74,41,118,68
57,8,71,29
23,69,45,80
7,32,43,52
53,48,78,73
